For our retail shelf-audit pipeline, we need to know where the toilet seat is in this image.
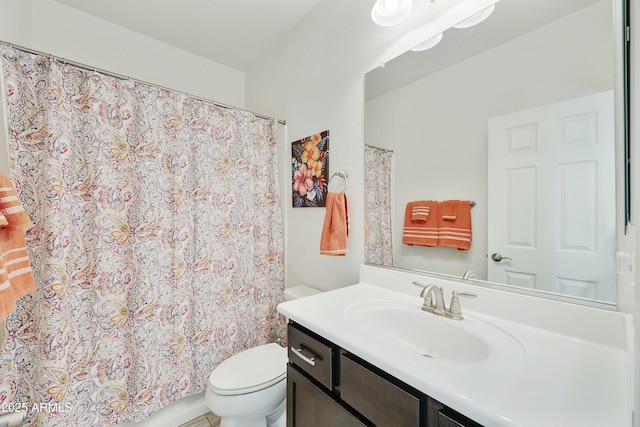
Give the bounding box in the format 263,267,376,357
209,343,287,396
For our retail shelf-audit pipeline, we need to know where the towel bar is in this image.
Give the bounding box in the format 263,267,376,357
329,171,348,191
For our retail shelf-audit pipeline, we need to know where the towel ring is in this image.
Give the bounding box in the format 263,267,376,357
329,171,348,192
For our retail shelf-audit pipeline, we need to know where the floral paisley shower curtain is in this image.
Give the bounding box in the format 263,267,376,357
0,46,285,426
364,145,393,266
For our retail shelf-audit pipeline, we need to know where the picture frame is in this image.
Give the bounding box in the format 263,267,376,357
291,130,329,208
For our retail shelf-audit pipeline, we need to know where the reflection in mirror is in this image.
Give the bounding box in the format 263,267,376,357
364,0,622,306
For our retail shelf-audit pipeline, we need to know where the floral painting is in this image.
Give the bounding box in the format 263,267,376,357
292,130,329,207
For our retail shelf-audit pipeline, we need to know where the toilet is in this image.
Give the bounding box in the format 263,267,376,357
205,285,321,427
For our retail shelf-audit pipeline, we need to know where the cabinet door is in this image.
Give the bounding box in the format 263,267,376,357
340,352,421,427
427,398,483,427
287,365,368,427
436,412,467,427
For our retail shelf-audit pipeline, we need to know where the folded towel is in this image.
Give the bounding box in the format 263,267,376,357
438,200,472,250
0,174,35,322
0,230,35,321
411,202,430,222
403,201,439,247
0,174,32,230
0,320,5,349
441,199,459,221
320,192,349,256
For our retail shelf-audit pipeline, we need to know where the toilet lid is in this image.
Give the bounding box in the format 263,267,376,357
209,343,287,396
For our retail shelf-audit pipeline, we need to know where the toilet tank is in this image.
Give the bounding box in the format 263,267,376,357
284,285,321,301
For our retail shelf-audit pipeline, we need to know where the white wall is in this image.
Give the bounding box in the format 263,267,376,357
246,0,637,422
365,2,613,282
632,0,640,423
245,0,497,292
0,0,30,46
0,0,246,173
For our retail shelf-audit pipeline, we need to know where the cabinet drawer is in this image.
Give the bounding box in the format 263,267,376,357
287,323,334,390
428,398,483,427
340,352,421,427
287,365,367,427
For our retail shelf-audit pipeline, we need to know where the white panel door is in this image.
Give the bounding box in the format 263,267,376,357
488,91,615,302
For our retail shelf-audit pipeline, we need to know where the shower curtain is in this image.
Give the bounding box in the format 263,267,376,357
364,145,393,266
0,46,285,426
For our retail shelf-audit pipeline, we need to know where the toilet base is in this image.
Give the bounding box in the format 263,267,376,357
219,418,266,427
266,399,286,427
218,399,285,427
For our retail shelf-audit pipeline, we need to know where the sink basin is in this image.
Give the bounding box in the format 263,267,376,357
344,298,524,364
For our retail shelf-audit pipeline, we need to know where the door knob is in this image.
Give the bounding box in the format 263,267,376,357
491,253,512,262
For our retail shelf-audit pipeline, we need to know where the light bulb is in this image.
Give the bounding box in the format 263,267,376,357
384,0,400,13
371,0,413,27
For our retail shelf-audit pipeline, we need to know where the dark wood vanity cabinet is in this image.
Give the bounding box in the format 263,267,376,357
286,322,483,427
287,365,367,427
427,399,483,427
340,352,421,427
286,322,367,427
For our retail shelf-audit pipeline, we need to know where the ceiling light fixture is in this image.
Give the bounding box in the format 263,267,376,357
371,0,413,27
453,4,496,29
410,32,443,51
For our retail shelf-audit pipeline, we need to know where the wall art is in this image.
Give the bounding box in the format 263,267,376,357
291,130,329,207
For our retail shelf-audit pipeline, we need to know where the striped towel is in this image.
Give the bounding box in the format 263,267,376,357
0,173,35,322
411,202,430,222
438,200,472,250
441,199,459,221
403,201,439,247
0,174,32,229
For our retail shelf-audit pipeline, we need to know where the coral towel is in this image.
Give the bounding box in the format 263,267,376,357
411,202,430,222
320,192,349,256
403,201,439,247
439,200,472,250
0,173,36,322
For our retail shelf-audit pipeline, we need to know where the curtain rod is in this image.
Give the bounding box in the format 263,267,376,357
365,144,394,153
0,41,286,126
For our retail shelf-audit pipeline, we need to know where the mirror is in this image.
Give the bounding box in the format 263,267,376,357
364,0,624,306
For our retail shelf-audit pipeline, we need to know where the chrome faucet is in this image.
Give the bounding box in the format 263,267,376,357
462,270,476,280
419,284,446,316
413,281,477,320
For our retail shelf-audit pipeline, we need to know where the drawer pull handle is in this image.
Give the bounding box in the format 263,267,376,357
290,346,318,366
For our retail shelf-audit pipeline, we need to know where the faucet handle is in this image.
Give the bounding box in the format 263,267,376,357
446,290,477,320
452,290,477,298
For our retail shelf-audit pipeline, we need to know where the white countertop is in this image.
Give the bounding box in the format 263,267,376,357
278,266,633,427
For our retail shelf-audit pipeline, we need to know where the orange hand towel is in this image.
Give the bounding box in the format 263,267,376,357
320,192,349,256
441,199,459,221
438,200,472,250
403,201,439,247
411,202,430,222
0,230,35,321
0,174,33,230
0,174,36,322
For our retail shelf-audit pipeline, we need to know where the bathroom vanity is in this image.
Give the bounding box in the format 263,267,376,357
287,321,480,426
277,265,633,427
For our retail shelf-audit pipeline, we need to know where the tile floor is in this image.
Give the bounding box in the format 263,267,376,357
178,411,221,427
